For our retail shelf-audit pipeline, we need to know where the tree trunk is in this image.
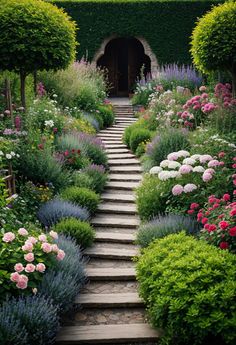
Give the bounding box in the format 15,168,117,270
20,70,26,110
5,78,14,125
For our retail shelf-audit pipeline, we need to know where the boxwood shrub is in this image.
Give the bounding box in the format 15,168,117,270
129,128,152,154
136,232,236,345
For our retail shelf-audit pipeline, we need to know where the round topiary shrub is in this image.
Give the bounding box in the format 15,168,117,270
137,232,236,345
129,128,152,154
97,104,115,127
53,218,95,248
60,187,100,214
191,2,236,92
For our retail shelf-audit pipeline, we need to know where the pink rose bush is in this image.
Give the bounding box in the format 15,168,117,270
0,227,65,301
194,192,236,252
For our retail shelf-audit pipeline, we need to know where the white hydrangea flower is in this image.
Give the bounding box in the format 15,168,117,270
160,160,170,168
149,166,163,175
0,151,3,156
169,170,181,178
177,150,190,157
193,166,205,173
44,120,54,128
158,171,171,181
182,158,196,166
6,154,12,159
168,161,181,169
191,154,201,160
10,151,16,157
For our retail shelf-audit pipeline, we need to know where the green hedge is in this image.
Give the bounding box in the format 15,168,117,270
51,0,222,64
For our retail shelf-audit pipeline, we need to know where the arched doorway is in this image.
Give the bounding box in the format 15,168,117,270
97,37,151,96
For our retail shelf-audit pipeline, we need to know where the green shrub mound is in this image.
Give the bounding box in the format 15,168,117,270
136,175,168,221
54,218,95,248
129,128,152,154
137,232,236,345
123,123,141,147
97,104,115,127
60,186,100,214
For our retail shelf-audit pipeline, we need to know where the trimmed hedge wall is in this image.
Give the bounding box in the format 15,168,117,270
52,0,222,64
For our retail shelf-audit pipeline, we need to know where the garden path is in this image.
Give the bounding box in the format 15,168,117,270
57,100,160,344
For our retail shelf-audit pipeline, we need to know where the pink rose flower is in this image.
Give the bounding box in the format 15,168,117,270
172,184,184,196
36,263,46,273
14,263,24,273
24,253,34,262
38,234,47,242
25,264,36,273
51,244,59,253
41,242,52,253
22,241,33,252
10,272,20,282
49,230,58,240
57,249,65,261
18,228,28,236
3,232,15,243
16,275,28,289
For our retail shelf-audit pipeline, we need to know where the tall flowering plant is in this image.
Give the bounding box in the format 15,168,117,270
197,192,236,252
0,227,65,302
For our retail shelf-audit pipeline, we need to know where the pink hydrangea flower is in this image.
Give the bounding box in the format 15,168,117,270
167,152,179,161
57,249,65,261
202,172,213,182
184,184,197,193
3,232,15,243
172,184,184,196
41,242,52,253
14,263,24,273
36,263,46,273
49,231,58,240
18,228,28,236
10,272,20,283
200,155,213,164
24,253,34,262
208,160,220,168
179,164,193,174
27,236,38,244
38,234,47,242
22,241,33,252
204,168,215,175
25,264,36,273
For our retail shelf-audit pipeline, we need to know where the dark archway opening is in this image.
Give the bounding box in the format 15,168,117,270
97,37,151,96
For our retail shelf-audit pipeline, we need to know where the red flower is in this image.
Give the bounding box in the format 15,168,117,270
230,208,236,217
222,194,230,202
190,203,199,210
233,190,236,195
204,224,210,230
201,217,208,225
187,210,194,215
208,196,216,204
219,221,230,230
232,164,236,169
233,180,236,186
229,227,236,237
64,150,69,157
209,224,217,232
218,214,224,219
38,144,44,150
77,149,81,155
213,203,220,209
53,127,58,133
71,149,76,154
218,151,225,158
219,242,229,250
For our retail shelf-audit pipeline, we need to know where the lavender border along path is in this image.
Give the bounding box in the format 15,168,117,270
56,99,160,344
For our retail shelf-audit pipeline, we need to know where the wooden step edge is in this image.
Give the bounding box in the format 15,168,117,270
86,267,136,280
95,231,136,243
76,292,142,307
84,248,138,260
56,323,161,344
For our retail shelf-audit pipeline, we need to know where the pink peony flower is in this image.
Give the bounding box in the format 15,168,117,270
219,221,230,230
57,249,65,261
22,241,33,252
10,272,20,283
49,231,58,240
190,203,199,210
201,217,208,225
172,184,184,196
199,155,213,164
219,242,229,250
27,236,38,244
24,253,34,262
14,263,24,273
183,184,197,193
204,168,215,175
179,164,193,174
36,263,46,273
222,194,230,202
202,172,213,182
51,244,59,252
230,208,236,217
18,228,28,236
3,232,15,243
208,160,220,168
25,264,35,273
38,234,47,242
41,242,52,253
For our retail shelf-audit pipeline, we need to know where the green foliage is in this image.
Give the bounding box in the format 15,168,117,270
60,186,100,214
123,122,142,147
97,104,115,127
52,1,219,65
78,165,108,194
129,128,152,153
0,0,77,74
137,232,236,345
136,174,168,221
53,218,95,248
191,2,236,77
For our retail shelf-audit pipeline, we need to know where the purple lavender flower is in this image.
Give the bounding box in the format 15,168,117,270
83,164,105,174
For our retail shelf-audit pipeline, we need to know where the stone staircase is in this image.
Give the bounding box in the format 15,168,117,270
56,103,160,344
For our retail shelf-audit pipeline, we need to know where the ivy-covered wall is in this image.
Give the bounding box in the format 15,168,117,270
52,0,222,65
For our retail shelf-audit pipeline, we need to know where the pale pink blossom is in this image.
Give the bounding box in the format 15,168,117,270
41,242,52,253
200,155,213,164
51,244,59,253
18,228,28,236
25,264,36,273
32,288,38,294
179,164,193,174
24,253,34,262
36,263,46,273
38,234,47,242
49,231,58,239
204,168,215,175
199,86,207,92
172,184,184,196
27,236,38,244
202,172,213,182
167,152,179,161
57,249,65,261
3,232,15,243
22,241,33,252
208,160,221,168
10,272,20,282
16,275,28,289
14,263,24,273
184,184,197,193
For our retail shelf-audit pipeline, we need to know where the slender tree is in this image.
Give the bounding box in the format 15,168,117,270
0,0,77,108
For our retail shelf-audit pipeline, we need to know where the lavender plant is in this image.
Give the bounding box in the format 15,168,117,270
37,199,89,227
137,214,201,248
0,295,59,345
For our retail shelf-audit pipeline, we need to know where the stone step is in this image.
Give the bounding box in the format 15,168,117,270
112,124,131,128
101,193,135,203
91,215,139,228
109,173,142,181
86,267,136,280
95,231,136,243
98,203,137,214
77,293,142,308
56,323,160,344
105,181,140,190
105,148,130,154
109,165,142,173
104,144,127,149
108,158,140,166
99,129,124,133
84,246,138,260
97,133,123,138
101,140,123,144
107,153,135,159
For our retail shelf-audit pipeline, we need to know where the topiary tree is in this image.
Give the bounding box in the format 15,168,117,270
0,0,77,108
191,1,236,93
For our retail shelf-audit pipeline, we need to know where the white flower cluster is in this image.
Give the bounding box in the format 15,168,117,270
0,151,20,160
44,120,54,128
